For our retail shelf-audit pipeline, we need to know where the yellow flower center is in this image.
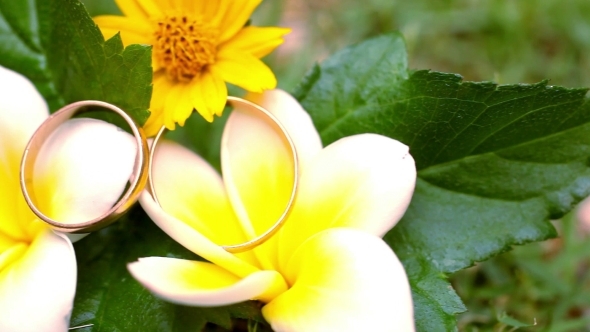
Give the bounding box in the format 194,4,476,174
153,15,219,82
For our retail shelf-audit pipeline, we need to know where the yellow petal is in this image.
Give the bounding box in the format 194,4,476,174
221,26,290,58
278,134,416,268
212,50,277,93
147,73,214,132
172,83,196,126
189,70,227,121
192,0,219,20
162,82,193,129
115,0,149,20
0,230,76,331
151,59,162,75
97,27,152,47
139,189,260,278
93,15,152,46
128,257,288,306
169,0,192,11
31,119,137,225
221,101,298,270
144,73,173,135
216,0,262,43
150,72,171,111
134,0,164,18
263,228,415,332
0,66,48,241
143,114,165,138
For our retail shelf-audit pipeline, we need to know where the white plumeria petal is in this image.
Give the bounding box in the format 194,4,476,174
0,230,76,332
31,118,137,224
128,257,288,306
278,133,416,268
0,66,48,241
246,89,323,166
0,65,48,159
263,228,415,332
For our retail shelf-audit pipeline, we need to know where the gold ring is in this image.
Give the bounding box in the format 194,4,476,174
20,100,149,233
148,96,299,253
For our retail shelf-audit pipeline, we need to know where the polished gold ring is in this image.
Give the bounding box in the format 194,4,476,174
20,100,149,233
148,96,299,253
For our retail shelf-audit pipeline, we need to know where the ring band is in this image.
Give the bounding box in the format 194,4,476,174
148,96,299,253
20,100,149,233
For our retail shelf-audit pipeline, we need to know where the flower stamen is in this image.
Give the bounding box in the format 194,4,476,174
153,15,219,82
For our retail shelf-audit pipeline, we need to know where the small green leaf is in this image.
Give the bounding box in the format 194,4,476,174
0,0,151,124
295,32,590,331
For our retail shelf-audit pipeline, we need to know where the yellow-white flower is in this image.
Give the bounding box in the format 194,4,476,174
0,66,137,331
132,89,417,331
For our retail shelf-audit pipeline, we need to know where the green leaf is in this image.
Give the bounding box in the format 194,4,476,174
70,207,267,331
0,0,151,124
294,32,590,331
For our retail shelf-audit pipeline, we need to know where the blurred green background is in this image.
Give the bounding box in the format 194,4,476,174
82,0,590,330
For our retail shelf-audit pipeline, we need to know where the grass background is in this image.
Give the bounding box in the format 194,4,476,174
82,0,590,330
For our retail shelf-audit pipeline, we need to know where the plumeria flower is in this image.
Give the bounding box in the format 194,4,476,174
132,89,417,331
94,0,290,136
0,66,136,331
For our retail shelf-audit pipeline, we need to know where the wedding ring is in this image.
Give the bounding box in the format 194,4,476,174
148,96,299,253
20,100,149,233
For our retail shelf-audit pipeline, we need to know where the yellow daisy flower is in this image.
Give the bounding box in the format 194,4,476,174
94,0,290,136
